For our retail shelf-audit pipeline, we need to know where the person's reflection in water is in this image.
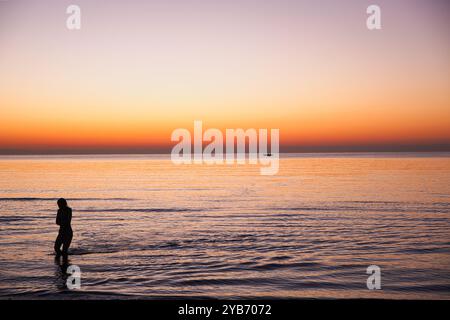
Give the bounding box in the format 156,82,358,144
54,256,70,290
54,198,73,259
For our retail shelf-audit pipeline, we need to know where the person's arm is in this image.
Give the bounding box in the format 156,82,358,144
56,210,61,226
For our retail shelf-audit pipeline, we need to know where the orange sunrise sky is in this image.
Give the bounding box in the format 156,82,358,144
0,0,449,153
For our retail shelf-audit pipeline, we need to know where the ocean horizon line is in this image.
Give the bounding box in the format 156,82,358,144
0,151,450,159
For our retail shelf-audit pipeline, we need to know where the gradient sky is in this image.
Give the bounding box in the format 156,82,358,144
0,0,449,153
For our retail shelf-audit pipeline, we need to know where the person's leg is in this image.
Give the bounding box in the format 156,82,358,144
62,231,73,257
54,232,63,256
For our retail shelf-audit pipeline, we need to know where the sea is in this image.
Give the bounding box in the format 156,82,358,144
0,153,449,299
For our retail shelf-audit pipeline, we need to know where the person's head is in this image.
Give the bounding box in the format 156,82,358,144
57,198,68,209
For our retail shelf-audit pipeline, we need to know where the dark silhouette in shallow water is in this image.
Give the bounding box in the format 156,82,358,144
54,198,73,258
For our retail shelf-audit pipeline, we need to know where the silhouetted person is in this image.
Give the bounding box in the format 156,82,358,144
54,198,73,258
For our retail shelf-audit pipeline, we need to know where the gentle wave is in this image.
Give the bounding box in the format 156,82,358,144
76,208,203,213
0,197,134,202
268,201,450,213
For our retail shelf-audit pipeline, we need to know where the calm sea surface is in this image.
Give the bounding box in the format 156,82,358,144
0,153,449,299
